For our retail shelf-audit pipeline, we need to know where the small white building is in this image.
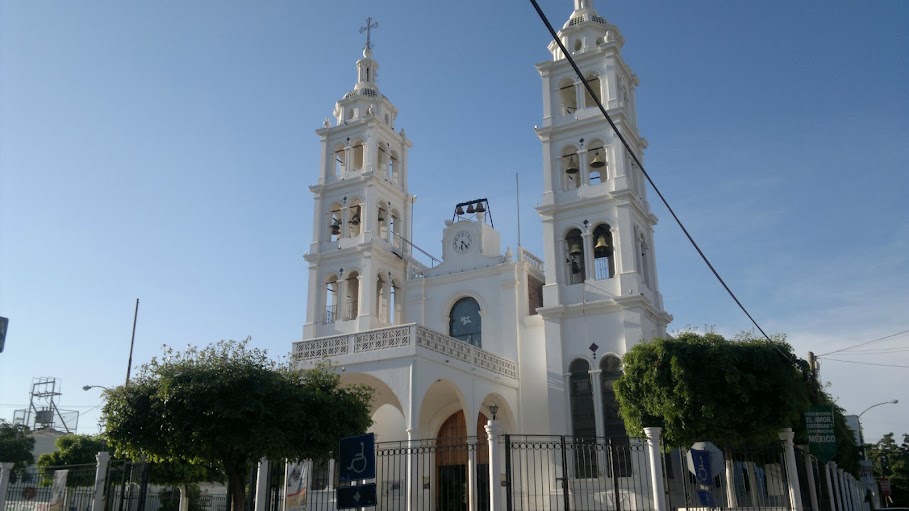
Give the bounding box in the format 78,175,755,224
292,0,670,493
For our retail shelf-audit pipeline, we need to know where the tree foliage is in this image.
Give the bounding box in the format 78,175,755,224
0,420,35,479
102,339,372,511
614,332,810,448
37,434,107,486
866,433,909,507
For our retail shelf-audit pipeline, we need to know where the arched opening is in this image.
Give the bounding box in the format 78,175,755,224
377,143,389,177
561,145,581,191
376,273,388,323
328,203,343,241
435,411,491,511
573,39,582,52
593,224,615,280
390,150,400,181
390,209,401,248
600,355,631,476
324,274,340,324
333,143,346,176
344,271,360,320
449,297,481,347
583,74,602,108
559,78,578,116
586,142,607,184
378,203,389,240
390,277,403,325
348,202,363,237
565,228,585,284
351,139,365,170
569,359,597,477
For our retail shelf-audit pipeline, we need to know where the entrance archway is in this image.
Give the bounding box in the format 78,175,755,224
435,411,490,511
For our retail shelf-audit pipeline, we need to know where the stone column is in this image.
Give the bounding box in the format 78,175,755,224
724,457,739,509
643,427,667,511
486,420,504,511
467,438,478,511
92,452,111,511
830,462,843,511
254,459,269,511
406,429,418,511
779,429,803,511
0,462,14,511
824,462,837,511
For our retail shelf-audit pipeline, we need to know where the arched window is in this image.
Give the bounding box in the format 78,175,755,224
324,275,339,324
328,204,342,242
449,297,481,347
569,359,598,478
559,78,578,115
587,143,607,185
333,144,346,176
600,355,631,476
583,75,602,108
593,224,615,280
351,139,365,170
344,271,359,320
565,228,585,284
348,202,363,237
561,146,580,191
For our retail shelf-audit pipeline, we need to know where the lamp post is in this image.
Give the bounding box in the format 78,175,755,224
82,385,110,392
857,399,898,461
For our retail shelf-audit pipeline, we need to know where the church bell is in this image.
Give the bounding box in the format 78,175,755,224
565,155,580,174
595,235,610,250
590,151,606,168
569,243,582,256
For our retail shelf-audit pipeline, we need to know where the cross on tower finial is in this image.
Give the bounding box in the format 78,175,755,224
359,17,379,50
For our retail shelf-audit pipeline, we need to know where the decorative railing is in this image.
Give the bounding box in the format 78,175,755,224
324,305,337,324
520,248,544,274
293,324,517,380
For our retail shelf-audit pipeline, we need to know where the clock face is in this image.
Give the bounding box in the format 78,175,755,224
452,231,473,253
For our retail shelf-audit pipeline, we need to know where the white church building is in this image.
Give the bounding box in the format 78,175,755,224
292,0,670,475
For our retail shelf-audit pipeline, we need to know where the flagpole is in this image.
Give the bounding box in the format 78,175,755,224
125,298,139,386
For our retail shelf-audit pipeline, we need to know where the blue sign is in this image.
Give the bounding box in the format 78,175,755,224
339,433,375,482
336,483,377,509
690,448,713,486
696,489,717,508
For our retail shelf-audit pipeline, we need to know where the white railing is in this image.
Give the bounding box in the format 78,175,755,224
520,248,544,274
293,324,517,379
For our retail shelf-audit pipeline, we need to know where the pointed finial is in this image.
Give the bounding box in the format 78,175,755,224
359,17,379,50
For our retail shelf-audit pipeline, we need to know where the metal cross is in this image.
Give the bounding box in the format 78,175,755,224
360,17,379,49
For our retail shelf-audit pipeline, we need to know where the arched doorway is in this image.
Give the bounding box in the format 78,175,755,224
435,411,490,511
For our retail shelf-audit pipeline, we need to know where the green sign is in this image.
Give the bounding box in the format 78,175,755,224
805,405,837,463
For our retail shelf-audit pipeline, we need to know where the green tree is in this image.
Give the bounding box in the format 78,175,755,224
614,332,810,448
0,420,35,481
102,339,372,511
37,434,107,486
866,433,909,507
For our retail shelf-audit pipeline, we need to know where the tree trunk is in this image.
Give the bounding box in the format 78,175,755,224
178,484,189,511
228,471,246,511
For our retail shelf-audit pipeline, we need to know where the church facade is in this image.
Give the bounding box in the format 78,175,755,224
293,0,670,462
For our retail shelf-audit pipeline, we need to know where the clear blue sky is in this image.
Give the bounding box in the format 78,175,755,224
2,1,907,443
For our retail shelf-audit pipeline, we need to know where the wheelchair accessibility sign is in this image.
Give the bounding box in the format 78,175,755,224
339,433,376,482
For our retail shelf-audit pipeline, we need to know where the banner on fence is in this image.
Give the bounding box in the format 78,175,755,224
805,405,837,463
48,470,69,511
284,461,308,511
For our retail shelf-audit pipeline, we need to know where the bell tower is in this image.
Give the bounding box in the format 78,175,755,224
535,0,670,378
303,19,412,338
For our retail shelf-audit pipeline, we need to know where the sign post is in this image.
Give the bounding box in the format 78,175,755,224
337,433,377,510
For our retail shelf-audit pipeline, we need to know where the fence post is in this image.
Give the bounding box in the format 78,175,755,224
779,429,803,511
803,452,820,511
0,462,14,511
254,459,269,511
93,452,111,511
485,419,503,511
643,427,667,511
829,462,843,511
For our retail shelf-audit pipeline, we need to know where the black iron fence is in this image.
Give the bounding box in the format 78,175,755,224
665,445,792,510
4,464,97,511
504,435,656,511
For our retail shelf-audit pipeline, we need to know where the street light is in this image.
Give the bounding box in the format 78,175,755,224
858,399,898,419
82,385,110,391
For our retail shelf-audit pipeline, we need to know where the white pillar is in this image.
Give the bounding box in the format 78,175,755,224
824,462,837,511
803,452,820,511
486,420,504,511
254,458,269,511
0,462,14,511
643,427,667,511
467,438,478,511
406,428,417,511
779,429,803,511
92,452,111,511
830,462,843,511
725,457,739,509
